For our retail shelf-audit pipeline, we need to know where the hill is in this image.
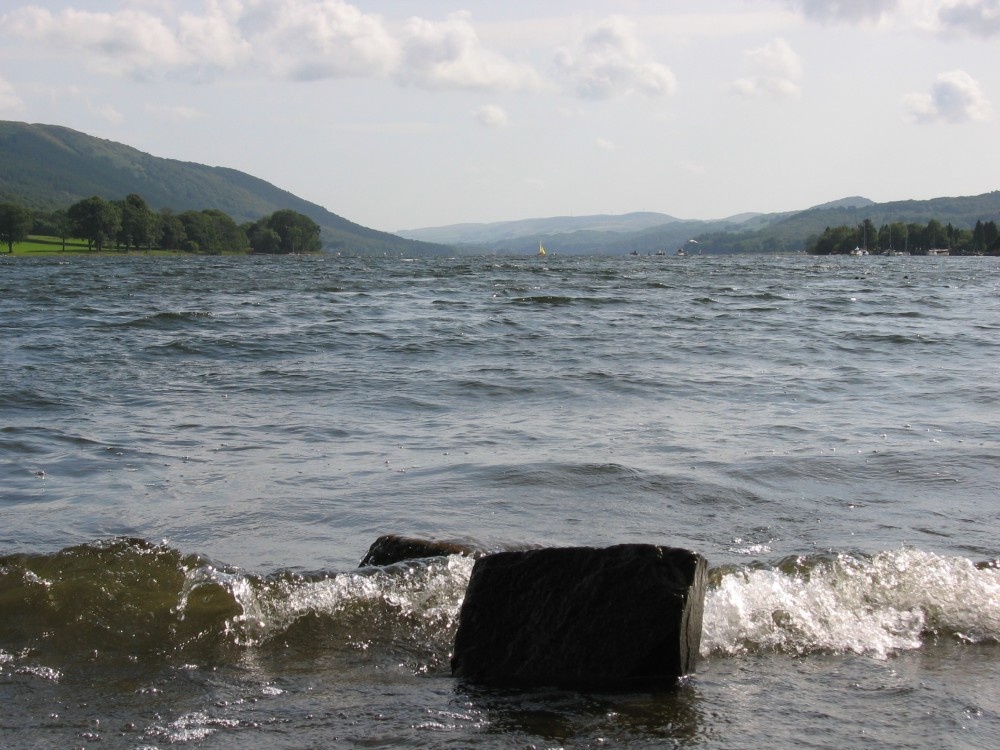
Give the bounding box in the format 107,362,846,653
398,192,1000,255
0,121,449,256
398,211,680,245
692,191,1000,254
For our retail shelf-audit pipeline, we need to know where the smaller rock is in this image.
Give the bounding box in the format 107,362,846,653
359,534,484,567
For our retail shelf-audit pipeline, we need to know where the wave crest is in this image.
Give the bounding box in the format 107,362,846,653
702,547,1000,658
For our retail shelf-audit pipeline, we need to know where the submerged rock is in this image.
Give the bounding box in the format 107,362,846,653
451,544,707,688
359,534,485,567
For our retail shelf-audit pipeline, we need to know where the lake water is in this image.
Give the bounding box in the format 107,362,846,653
1,253,998,749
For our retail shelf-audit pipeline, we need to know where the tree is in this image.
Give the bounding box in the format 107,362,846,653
245,223,281,254
177,211,220,253
67,196,121,252
924,219,949,252
202,209,249,254
157,209,186,250
888,222,908,254
51,209,72,252
985,221,1000,255
247,209,322,254
0,202,33,253
809,225,856,255
177,209,248,254
117,193,155,251
858,218,876,251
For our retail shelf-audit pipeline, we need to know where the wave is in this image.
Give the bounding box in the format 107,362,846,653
0,538,469,671
112,310,216,329
703,548,1000,659
1,540,997,677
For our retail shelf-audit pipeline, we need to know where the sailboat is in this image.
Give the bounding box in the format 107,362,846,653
537,243,547,257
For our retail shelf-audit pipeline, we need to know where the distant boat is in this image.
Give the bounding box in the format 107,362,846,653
537,243,547,257
677,239,698,257
629,250,639,256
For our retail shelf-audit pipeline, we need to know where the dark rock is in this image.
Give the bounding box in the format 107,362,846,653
359,534,485,567
451,544,707,688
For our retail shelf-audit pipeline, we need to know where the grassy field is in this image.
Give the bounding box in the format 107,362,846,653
10,235,93,254
8,236,247,256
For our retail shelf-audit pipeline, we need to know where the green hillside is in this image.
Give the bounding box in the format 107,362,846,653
687,192,1000,254
0,121,450,256
398,190,1000,255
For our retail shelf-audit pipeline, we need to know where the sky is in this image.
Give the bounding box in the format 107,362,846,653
1,1,998,232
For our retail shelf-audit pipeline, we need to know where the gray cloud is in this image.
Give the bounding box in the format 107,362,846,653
937,0,1000,38
792,0,899,23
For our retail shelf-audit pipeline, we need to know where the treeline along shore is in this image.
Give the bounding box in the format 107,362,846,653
0,193,322,255
4,193,1000,258
807,217,1000,256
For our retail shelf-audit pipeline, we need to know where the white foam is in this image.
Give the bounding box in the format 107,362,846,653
218,554,476,647
701,548,1000,659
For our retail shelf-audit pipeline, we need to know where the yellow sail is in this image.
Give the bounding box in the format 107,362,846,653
538,243,546,257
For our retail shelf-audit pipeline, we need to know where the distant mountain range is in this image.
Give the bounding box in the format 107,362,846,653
0,120,447,256
400,192,1000,255
3,120,998,256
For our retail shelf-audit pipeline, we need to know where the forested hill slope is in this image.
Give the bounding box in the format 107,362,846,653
0,121,448,255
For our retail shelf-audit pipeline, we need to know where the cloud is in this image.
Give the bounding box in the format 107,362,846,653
398,12,541,92
0,75,25,114
595,137,616,151
904,69,991,123
790,0,900,23
1,2,542,91
555,16,677,99
4,6,190,78
474,104,509,127
937,0,1000,38
730,38,802,98
176,0,253,73
239,0,398,81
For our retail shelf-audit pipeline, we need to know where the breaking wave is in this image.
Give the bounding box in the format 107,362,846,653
2,539,997,677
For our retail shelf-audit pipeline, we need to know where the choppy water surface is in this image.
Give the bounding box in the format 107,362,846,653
1,253,998,749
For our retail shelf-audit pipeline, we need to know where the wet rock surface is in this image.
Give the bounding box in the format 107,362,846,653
451,544,707,688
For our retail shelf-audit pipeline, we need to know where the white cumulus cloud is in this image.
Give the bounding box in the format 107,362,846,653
1,2,540,90
904,69,991,123
554,16,677,100
3,6,190,78
731,38,802,99
474,104,509,127
398,12,541,92
239,0,399,81
176,0,253,73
